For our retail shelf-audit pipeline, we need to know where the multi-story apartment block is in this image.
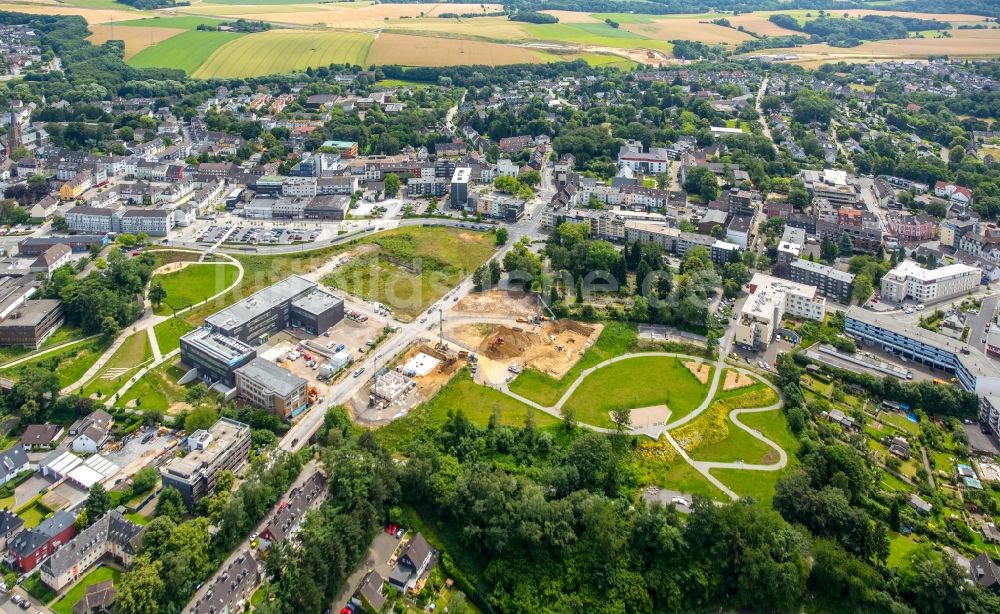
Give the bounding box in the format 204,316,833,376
39,511,143,591
617,141,670,174
880,260,981,304
160,417,252,505
735,274,825,351
788,259,856,304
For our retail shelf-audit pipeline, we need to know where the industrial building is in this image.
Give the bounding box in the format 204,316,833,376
234,358,309,419
205,275,343,345
735,274,825,351
160,417,252,505
179,327,257,386
879,260,981,304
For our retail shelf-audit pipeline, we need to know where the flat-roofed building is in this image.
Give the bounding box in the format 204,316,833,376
179,327,257,386
289,287,344,335
205,275,319,345
788,259,856,304
880,260,981,304
160,417,252,505
450,166,471,209
736,273,825,351
234,358,309,419
0,299,64,348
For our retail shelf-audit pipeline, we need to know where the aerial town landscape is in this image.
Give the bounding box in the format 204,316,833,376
2,0,1000,613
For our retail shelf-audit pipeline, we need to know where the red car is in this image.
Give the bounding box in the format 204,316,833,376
386,523,399,535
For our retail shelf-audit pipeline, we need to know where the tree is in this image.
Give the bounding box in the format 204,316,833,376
132,466,159,494
472,265,485,292
488,259,501,284
611,407,632,431
852,274,874,305
85,483,111,524
520,169,541,187
116,557,165,614
384,173,401,197
184,406,218,432
839,232,854,256
495,227,509,245
683,166,720,202
155,487,185,520
51,215,69,233
148,280,167,309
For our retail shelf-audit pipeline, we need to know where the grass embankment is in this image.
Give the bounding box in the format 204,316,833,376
152,262,239,316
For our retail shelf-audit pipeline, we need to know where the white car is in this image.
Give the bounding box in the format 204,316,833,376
904,308,914,314
353,367,366,378
916,304,925,311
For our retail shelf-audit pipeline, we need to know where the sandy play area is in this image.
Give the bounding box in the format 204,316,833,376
449,319,602,379
724,371,754,391
619,405,671,429
684,361,711,385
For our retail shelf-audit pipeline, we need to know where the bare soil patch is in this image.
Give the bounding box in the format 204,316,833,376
395,343,464,401
684,360,711,385
449,319,601,379
620,405,670,428
453,289,538,319
88,24,185,58
724,371,754,391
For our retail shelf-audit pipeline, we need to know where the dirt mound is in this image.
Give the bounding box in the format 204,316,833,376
478,325,536,360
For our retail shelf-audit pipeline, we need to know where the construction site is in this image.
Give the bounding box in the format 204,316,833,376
451,289,541,320
447,319,602,385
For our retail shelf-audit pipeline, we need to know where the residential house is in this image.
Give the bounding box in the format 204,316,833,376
971,553,1000,594
388,533,434,592
908,493,932,515
39,510,144,591
72,580,116,614
70,409,113,454
353,571,387,612
28,243,71,275
8,510,76,572
0,510,24,551
0,446,29,485
19,424,64,450
888,436,911,459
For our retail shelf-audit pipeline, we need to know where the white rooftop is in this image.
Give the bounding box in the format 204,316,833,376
886,260,981,282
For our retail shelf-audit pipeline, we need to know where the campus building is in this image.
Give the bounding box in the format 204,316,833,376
879,260,981,304
0,299,64,348
179,327,257,386
205,275,343,345
160,417,252,505
735,274,825,351
844,306,1000,397
234,358,309,419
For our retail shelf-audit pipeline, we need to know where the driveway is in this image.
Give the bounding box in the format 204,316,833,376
332,532,400,610
14,475,52,508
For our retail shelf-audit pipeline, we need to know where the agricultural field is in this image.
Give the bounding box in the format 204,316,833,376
186,1,504,29
151,262,240,315
87,24,187,59
617,17,754,44
0,3,145,23
193,30,375,77
522,22,674,52
128,30,245,74
368,33,544,67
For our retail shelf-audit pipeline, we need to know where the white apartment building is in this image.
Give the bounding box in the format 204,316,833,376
617,141,670,174
735,273,825,351
880,260,981,304
282,177,318,198
119,209,175,236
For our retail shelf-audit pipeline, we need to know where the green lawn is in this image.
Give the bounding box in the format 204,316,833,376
688,414,778,465
376,369,557,450
51,566,122,614
508,321,638,406
887,532,922,568
740,409,800,454
880,470,913,493
658,461,728,501
710,467,789,508
1,338,108,389
17,501,50,528
120,359,195,412
879,411,921,436
153,318,194,354
0,325,86,366
128,30,245,74
560,356,709,428
523,22,674,52
152,263,239,315
79,331,152,401
322,226,495,321
22,572,56,604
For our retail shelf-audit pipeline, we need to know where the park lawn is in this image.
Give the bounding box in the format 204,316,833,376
192,30,375,78
887,532,922,568
653,460,728,501
120,359,194,413
709,467,790,508
151,249,206,266
739,408,799,454
508,321,638,406
152,262,239,315
322,226,495,321
1,338,108,389
51,566,122,614
688,413,780,465
153,318,194,354
79,331,152,401
128,30,245,74
560,356,709,428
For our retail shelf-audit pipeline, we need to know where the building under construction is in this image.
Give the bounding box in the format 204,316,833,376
370,370,413,406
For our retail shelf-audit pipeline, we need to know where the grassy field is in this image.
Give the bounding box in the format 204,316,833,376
887,531,922,568
368,33,543,67
709,467,788,507
116,15,228,29
560,356,709,428
152,263,239,316
508,321,638,406
523,22,674,52
0,3,144,23
375,368,557,451
878,411,921,435
17,500,51,529
619,17,753,44
128,30,245,74
1,337,108,389
79,331,151,401
688,414,779,465
119,359,194,413
322,226,495,321
193,30,375,78
153,317,194,355
0,325,85,366
51,566,122,614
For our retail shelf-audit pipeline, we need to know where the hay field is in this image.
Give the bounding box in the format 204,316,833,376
541,10,599,23
767,27,1000,64
367,33,543,66
729,13,803,36
88,24,186,58
185,2,504,28
128,30,243,73
192,30,375,77
378,16,530,41
0,2,143,23
622,18,754,44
